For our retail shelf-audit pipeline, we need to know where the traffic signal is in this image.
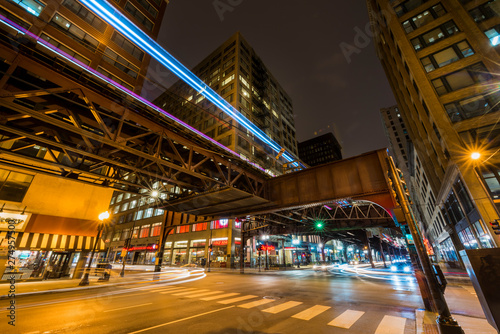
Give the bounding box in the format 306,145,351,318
209,244,213,255
315,221,324,230
490,220,500,235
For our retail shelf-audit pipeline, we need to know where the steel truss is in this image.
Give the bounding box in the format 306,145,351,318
0,30,267,200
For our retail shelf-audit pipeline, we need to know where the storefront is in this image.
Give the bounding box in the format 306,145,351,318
189,240,206,265
172,240,188,265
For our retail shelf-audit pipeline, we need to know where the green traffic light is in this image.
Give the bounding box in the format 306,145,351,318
316,222,323,229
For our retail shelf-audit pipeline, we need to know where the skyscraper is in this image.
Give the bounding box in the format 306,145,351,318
367,0,500,260
298,132,343,167
154,32,299,176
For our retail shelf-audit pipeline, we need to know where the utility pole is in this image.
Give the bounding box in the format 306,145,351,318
388,157,464,334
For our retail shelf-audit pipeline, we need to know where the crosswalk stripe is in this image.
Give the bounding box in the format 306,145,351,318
291,305,331,320
238,299,275,309
186,291,223,298
148,286,182,292
159,288,198,294
263,301,303,314
328,310,365,329
217,295,258,305
200,293,240,301
172,289,210,296
374,315,406,334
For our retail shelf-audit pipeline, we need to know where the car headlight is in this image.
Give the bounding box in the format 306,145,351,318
313,265,318,269
403,266,411,272
321,266,326,269
390,265,397,272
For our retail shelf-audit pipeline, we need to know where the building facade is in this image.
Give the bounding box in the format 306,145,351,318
298,132,343,167
367,0,500,264
0,0,169,279
154,32,299,176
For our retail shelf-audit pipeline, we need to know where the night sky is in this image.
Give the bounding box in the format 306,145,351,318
143,1,396,159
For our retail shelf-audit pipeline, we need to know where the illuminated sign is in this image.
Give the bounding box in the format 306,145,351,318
126,244,158,251
0,212,30,232
258,245,275,251
212,240,228,246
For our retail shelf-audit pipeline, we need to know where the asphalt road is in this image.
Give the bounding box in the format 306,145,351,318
0,266,485,333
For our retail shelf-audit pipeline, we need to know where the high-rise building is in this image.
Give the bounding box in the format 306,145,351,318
298,133,343,167
0,0,168,279
367,0,500,262
381,105,455,265
154,32,299,176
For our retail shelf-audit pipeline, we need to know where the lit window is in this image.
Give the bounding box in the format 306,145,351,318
0,168,34,202
8,0,44,17
150,222,162,237
139,225,150,238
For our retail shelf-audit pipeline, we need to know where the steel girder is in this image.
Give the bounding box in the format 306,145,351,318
0,32,267,200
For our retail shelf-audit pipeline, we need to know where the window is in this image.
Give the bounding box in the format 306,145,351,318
51,14,99,51
420,41,474,72
97,66,134,90
485,25,500,46
134,209,144,220
39,34,91,66
121,228,130,241
469,0,499,23
62,0,106,32
143,208,154,219
131,226,140,239
445,92,500,122
402,3,446,33
112,230,121,241
139,225,150,238
124,1,153,31
394,0,430,17
103,47,139,79
135,0,158,17
0,169,34,202
211,219,229,229
411,21,459,51
177,225,190,233
150,222,162,237
192,222,207,232
120,202,129,212
222,74,234,86
129,200,137,209
111,32,144,61
431,63,490,96
8,0,44,17
154,208,164,216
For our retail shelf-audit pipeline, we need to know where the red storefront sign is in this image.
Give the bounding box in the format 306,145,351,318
258,245,275,251
212,240,228,246
126,244,158,252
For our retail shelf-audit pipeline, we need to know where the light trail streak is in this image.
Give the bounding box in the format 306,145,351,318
78,0,303,167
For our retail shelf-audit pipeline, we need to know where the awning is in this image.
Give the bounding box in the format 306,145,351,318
12,232,105,251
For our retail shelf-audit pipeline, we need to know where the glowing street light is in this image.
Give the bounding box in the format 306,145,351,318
471,152,481,160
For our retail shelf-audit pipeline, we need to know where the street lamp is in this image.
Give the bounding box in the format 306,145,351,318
471,152,481,160
79,211,109,286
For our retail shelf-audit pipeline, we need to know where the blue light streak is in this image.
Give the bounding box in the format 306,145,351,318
79,0,301,166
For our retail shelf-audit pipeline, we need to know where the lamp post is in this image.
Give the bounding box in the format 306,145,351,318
79,211,109,286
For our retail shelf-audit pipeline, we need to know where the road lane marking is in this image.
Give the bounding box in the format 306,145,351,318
159,288,198,294
328,310,365,329
262,301,303,314
237,299,275,309
147,286,184,292
374,315,406,334
186,291,223,298
217,295,258,304
200,293,239,301
292,305,331,320
104,303,153,313
172,289,210,296
127,305,235,334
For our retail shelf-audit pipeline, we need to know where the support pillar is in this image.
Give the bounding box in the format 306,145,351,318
240,230,245,274
364,231,375,268
379,239,387,268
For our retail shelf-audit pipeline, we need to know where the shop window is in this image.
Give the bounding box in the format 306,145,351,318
211,219,229,229
139,225,150,238
192,222,207,232
177,225,190,233
150,223,161,237
0,168,34,202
